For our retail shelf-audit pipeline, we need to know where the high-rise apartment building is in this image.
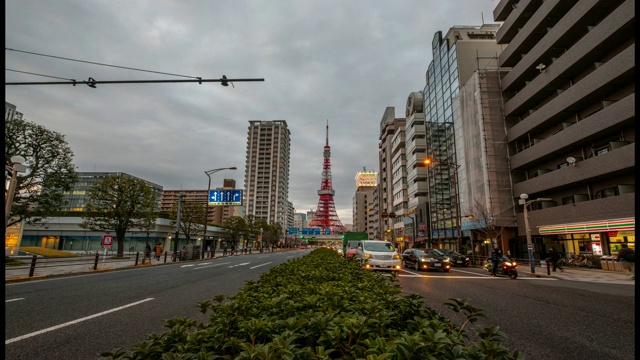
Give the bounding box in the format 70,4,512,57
5,101,23,122
161,179,239,225
244,120,291,227
423,24,505,251
352,169,377,238
378,107,406,248
493,0,635,259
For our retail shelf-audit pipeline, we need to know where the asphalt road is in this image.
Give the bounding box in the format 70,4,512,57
397,266,635,360
5,251,309,360
5,252,636,360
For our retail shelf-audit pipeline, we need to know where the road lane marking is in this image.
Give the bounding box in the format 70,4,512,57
6,298,25,303
398,274,557,280
180,264,195,268
5,298,154,344
228,262,251,268
250,262,272,269
195,262,231,269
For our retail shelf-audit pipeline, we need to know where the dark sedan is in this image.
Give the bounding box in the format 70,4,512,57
401,248,451,272
440,249,470,267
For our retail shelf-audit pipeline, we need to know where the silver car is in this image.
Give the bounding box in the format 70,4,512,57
354,240,402,271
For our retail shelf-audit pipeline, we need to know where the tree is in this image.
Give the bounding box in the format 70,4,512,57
465,198,505,249
4,117,78,227
169,201,205,244
222,216,247,249
80,174,157,257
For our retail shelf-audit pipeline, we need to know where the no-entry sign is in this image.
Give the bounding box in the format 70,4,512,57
102,234,114,247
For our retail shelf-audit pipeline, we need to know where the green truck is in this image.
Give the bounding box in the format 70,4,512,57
342,232,368,257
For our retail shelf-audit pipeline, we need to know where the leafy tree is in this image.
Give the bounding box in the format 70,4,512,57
221,216,247,249
169,201,205,244
80,174,158,257
4,117,78,227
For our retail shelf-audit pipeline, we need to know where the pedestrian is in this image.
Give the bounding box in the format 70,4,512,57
223,244,227,256
155,243,163,260
231,244,236,255
144,243,152,264
616,244,635,280
490,247,502,276
549,247,564,272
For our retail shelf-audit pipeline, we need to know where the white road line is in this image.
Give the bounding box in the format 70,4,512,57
250,262,272,269
6,298,25,303
257,256,269,258
194,262,231,269
180,264,195,268
228,262,251,268
5,298,154,344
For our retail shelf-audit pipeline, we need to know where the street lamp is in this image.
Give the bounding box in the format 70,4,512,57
203,167,237,257
423,157,462,252
519,194,552,274
5,155,28,237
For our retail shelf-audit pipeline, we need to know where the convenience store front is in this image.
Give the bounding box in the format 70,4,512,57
538,218,635,259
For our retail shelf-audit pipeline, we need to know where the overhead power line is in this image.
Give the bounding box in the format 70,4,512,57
5,76,265,88
6,47,200,79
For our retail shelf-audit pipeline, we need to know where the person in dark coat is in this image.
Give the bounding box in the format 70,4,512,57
490,247,502,276
616,244,635,280
549,247,563,272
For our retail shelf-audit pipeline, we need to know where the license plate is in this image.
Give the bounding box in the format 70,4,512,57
380,265,390,268
434,263,441,267
456,260,462,263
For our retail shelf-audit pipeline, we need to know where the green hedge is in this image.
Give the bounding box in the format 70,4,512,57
100,248,523,360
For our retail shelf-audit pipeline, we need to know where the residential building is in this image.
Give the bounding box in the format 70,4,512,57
352,168,377,238
493,0,635,261
377,107,406,249
5,101,23,121
244,120,291,227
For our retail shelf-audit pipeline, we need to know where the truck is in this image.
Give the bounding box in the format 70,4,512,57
342,232,368,257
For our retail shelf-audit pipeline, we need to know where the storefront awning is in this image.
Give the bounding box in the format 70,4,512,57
539,218,634,235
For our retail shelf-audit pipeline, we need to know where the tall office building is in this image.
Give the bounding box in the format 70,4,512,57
353,169,377,238
244,120,291,227
493,0,635,259
423,24,505,251
378,107,406,248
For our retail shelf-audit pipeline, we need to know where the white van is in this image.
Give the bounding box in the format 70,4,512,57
354,240,401,271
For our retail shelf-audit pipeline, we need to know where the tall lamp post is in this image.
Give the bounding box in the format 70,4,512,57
203,167,237,257
5,155,28,238
519,194,552,274
423,158,462,252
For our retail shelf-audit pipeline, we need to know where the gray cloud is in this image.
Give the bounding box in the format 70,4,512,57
5,0,499,223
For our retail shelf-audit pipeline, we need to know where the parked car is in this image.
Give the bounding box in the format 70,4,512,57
401,248,451,272
354,240,401,271
440,249,470,267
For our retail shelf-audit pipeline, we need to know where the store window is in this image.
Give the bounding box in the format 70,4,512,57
608,231,635,255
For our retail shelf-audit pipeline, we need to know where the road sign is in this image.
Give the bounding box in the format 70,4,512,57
101,234,114,247
208,189,243,206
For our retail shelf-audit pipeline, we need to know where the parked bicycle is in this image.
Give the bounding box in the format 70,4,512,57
573,254,594,268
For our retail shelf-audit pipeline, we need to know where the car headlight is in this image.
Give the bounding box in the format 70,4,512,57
393,254,400,259
443,258,450,262
465,257,469,261
420,257,428,262
364,253,372,259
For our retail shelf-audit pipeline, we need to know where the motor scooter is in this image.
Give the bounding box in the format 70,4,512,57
485,254,518,279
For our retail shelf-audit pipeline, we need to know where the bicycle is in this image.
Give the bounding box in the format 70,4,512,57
575,254,594,268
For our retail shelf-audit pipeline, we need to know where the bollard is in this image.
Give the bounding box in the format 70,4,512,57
29,255,37,277
135,252,140,266
93,252,99,270
212,249,216,258
249,248,252,254
164,250,168,263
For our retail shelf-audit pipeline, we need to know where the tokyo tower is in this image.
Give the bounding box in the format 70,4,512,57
308,121,346,234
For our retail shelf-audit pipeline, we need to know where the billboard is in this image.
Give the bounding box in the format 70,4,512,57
208,189,243,206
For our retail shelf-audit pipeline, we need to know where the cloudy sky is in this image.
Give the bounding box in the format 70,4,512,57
6,0,500,224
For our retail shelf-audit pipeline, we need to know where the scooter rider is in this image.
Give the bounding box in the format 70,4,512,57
490,247,503,276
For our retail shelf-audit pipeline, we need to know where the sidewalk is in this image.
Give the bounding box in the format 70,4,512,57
523,265,635,285
5,251,253,282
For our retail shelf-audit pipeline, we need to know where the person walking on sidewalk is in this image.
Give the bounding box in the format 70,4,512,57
616,244,635,280
143,243,152,264
549,247,564,272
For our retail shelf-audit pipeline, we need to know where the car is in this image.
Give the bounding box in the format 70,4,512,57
354,240,402,271
346,240,359,258
439,249,470,267
401,248,451,272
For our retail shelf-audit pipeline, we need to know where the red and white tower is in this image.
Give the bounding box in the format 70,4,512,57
308,121,346,234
